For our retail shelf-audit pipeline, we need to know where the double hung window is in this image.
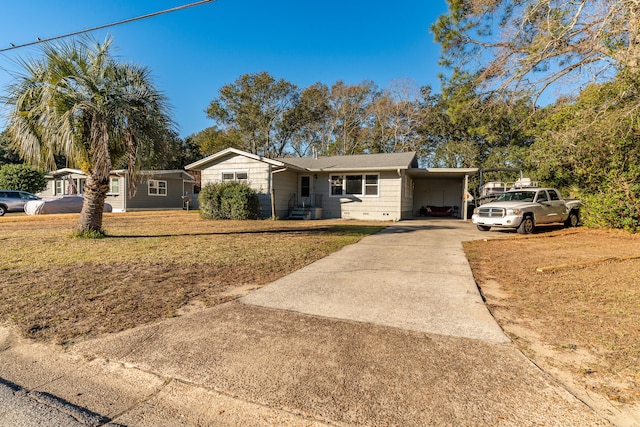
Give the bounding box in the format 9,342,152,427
108,178,120,195
221,171,248,182
330,174,378,197
148,179,167,196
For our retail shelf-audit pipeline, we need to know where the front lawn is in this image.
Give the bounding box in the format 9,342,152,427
0,211,385,344
464,229,640,405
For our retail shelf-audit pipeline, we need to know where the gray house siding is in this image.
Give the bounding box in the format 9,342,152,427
199,154,276,218
200,156,272,193
41,170,193,212
315,170,403,221
126,173,189,210
400,171,414,219
41,172,86,197
272,170,298,218
105,176,125,211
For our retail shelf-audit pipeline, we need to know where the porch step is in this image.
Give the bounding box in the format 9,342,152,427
288,207,311,220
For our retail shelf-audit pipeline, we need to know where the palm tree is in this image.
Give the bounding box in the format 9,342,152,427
4,35,173,234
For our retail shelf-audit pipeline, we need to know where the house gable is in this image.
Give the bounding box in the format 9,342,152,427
185,147,287,171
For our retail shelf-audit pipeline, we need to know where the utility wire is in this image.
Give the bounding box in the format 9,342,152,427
1,0,216,53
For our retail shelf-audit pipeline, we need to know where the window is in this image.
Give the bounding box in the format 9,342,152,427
300,176,311,198
345,175,363,195
330,174,379,197
364,175,379,196
55,180,64,195
148,179,167,196
536,191,548,202
330,175,343,196
222,171,248,182
548,189,560,201
108,178,120,194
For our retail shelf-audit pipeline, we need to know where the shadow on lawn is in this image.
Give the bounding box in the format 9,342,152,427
104,225,386,239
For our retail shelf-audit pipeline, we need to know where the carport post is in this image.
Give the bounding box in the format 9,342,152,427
463,174,469,220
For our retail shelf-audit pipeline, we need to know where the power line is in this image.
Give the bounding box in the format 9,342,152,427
0,0,216,53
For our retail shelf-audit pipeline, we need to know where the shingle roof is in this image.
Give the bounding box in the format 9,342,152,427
277,151,418,171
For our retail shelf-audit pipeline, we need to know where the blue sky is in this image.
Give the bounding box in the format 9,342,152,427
0,0,449,138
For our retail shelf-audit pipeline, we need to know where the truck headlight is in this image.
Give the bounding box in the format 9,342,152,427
506,209,521,215
473,208,479,214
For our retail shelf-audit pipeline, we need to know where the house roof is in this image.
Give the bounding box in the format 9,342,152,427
46,168,195,182
407,167,479,179
45,168,84,178
185,147,288,171
277,151,419,172
111,169,196,182
186,148,477,178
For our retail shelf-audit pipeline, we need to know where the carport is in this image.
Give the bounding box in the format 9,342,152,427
408,168,478,220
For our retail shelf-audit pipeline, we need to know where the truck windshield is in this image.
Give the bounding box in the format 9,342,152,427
496,191,536,202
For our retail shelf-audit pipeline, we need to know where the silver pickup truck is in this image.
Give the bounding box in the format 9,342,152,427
471,188,581,234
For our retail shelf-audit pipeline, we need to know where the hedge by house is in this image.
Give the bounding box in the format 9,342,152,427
198,181,260,220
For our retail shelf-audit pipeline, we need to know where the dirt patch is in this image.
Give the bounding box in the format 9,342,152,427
464,228,640,412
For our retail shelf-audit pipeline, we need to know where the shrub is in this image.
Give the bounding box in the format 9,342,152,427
580,184,640,233
0,163,47,193
199,181,260,220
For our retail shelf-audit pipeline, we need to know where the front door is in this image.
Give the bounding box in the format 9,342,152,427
299,175,311,206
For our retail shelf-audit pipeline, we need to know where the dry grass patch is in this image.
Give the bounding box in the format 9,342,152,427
464,228,640,404
0,211,386,344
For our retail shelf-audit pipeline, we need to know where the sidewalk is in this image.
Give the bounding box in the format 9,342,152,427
0,220,608,426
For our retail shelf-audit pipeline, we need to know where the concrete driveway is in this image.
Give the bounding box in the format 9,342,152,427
0,219,609,426
242,219,509,343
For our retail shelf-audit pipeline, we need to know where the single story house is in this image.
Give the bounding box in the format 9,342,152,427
41,168,196,212
186,148,477,221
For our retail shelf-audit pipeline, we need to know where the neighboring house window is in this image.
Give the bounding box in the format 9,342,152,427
148,179,167,196
221,171,248,182
330,174,379,197
55,180,64,195
108,178,120,195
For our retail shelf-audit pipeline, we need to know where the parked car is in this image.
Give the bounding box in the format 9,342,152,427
471,188,581,234
0,190,41,216
24,195,112,215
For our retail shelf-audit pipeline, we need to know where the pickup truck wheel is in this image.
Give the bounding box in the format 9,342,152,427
476,225,491,231
0,205,6,216
517,216,535,234
564,211,579,228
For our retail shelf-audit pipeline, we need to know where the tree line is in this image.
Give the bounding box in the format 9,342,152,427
188,71,534,171
433,0,640,231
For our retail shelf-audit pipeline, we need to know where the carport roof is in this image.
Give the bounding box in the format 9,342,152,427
407,168,479,179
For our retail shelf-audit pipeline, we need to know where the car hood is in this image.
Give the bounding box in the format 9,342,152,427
479,201,538,209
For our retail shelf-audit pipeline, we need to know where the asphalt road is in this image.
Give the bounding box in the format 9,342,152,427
0,377,117,427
